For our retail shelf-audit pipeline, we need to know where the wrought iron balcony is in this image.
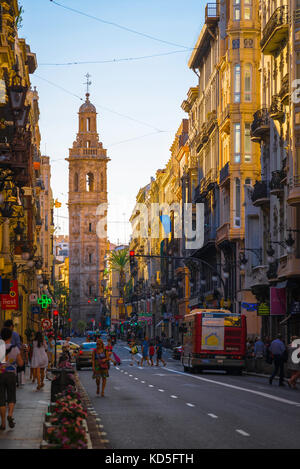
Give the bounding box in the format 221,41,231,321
251,108,270,142
269,95,284,121
287,175,300,206
251,180,270,207
261,5,289,54
219,162,229,184
278,73,289,105
270,170,285,195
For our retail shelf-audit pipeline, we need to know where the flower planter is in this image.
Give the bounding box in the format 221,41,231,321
40,440,61,450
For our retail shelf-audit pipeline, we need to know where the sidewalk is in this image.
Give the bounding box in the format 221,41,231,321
0,371,50,449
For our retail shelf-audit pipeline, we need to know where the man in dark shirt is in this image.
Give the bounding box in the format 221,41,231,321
3,320,21,350
269,334,286,386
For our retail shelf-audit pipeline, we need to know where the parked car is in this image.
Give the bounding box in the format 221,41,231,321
76,342,97,370
172,345,183,360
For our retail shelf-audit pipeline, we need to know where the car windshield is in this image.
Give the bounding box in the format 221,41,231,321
81,343,96,350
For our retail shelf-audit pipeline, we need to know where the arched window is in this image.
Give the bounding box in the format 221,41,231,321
244,0,252,19
86,173,94,192
87,117,91,131
234,64,241,103
100,173,104,191
74,172,79,192
244,64,252,102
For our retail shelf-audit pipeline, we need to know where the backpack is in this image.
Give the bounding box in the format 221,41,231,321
131,345,138,355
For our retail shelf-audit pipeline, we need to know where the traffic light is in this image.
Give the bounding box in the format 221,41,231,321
53,310,59,317
94,298,97,302
129,250,136,274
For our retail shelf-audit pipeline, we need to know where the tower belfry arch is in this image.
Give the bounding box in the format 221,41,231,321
66,77,110,326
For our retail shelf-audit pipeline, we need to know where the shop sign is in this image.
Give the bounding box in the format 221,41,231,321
257,303,270,316
0,280,18,310
270,287,286,316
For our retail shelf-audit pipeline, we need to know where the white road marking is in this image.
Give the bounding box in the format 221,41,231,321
116,367,119,370
208,413,218,419
158,389,164,392
134,377,139,380
165,368,300,408
138,367,143,370
124,372,128,375
141,381,145,383
186,403,195,407
129,374,133,377
170,395,178,399
148,384,154,388
154,373,167,377
236,429,250,437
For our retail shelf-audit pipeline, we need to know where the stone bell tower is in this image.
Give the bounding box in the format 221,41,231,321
67,78,109,327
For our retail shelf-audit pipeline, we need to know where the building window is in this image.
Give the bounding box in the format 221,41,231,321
234,123,241,163
233,0,240,20
87,117,91,131
89,285,92,296
74,173,79,192
244,0,252,19
89,223,92,232
244,64,252,102
234,64,241,103
89,253,92,264
234,178,241,227
86,173,94,192
232,39,240,49
244,38,253,48
244,123,251,162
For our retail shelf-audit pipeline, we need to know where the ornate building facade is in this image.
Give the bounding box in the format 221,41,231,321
67,92,109,326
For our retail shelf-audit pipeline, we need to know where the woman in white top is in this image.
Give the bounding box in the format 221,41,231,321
30,332,48,391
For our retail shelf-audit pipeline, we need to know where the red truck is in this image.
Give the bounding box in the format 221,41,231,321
181,309,247,374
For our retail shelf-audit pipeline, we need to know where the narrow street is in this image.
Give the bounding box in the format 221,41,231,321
77,341,300,449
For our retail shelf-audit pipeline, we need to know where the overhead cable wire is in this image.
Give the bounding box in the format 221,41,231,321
49,0,191,50
34,74,165,132
39,49,192,66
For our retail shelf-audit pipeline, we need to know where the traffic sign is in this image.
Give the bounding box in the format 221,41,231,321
41,319,52,330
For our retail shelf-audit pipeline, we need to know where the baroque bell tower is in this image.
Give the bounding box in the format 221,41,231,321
67,77,109,327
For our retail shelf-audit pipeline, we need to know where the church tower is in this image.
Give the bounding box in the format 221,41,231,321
67,81,109,327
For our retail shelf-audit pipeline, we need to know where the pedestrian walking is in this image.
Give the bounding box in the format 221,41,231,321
16,336,26,387
92,339,110,397
155,339,166,367
140,336,150,367
3,320,21,349
30,332,49,391
287,336,300,389
253,337,265,373
269,334,286,386
129,340,139,366
0,327,24,429
149,342,155,366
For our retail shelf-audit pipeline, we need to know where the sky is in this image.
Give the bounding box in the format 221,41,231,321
20,0,205,244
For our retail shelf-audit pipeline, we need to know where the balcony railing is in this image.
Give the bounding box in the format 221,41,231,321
261,5,289,54
251,108,270,142
219,162,229,184
270,170,285,195
278,73,289,104
251,180,270,206
269,95,284,121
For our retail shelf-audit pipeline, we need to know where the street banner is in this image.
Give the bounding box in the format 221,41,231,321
270,287,286,316
0,280,18,310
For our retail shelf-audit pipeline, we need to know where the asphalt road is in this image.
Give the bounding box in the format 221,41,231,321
77,340,300,449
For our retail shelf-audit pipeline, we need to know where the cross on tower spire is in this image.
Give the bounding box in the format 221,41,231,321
84,73,92,99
